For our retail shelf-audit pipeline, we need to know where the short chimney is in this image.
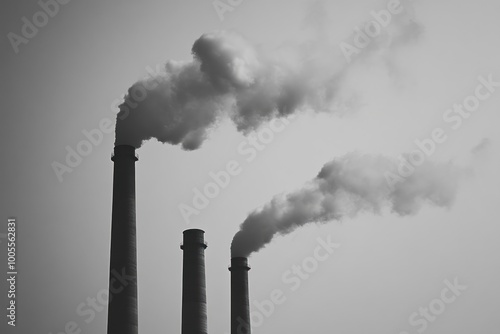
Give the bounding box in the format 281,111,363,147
229,257,251,334
181,229,208,334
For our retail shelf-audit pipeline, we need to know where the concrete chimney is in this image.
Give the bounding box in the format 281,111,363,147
229,257,251,334
107,145,139,334
181,229,208,334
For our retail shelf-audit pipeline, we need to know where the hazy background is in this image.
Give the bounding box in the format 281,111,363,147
1,0,499,333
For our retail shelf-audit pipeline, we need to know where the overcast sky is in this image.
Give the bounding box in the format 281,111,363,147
1,0,499,333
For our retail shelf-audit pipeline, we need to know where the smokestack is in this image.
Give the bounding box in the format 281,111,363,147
107,145,139,334
181,229,208,334
229,257,251,334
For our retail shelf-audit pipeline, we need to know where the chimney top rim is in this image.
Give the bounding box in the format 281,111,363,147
183,228,205,234
229,257,250,271
111,145,139,161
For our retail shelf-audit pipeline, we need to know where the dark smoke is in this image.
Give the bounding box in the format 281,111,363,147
115,6,422,149
115,31,324,149
231,153,461,257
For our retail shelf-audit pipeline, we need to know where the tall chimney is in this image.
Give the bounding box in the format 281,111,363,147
181,229,208,334
107,145,139,334
229,257,251,334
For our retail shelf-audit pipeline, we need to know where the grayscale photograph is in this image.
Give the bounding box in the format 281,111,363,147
1,0,499,333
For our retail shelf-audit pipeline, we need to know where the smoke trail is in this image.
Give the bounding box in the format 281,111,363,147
231,153,461,257
114,30,342,149
115,5,421,149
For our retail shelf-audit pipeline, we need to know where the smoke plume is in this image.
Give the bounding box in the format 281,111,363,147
231,153,461,257
115,6,421,149
115,31,326,149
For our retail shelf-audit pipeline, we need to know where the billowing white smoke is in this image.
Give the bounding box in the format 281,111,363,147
115,9,421,149
231,153,461,257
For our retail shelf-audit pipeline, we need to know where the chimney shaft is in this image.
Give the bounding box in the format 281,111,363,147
229,257,251,334
181,229,208,334
107,145,138,334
